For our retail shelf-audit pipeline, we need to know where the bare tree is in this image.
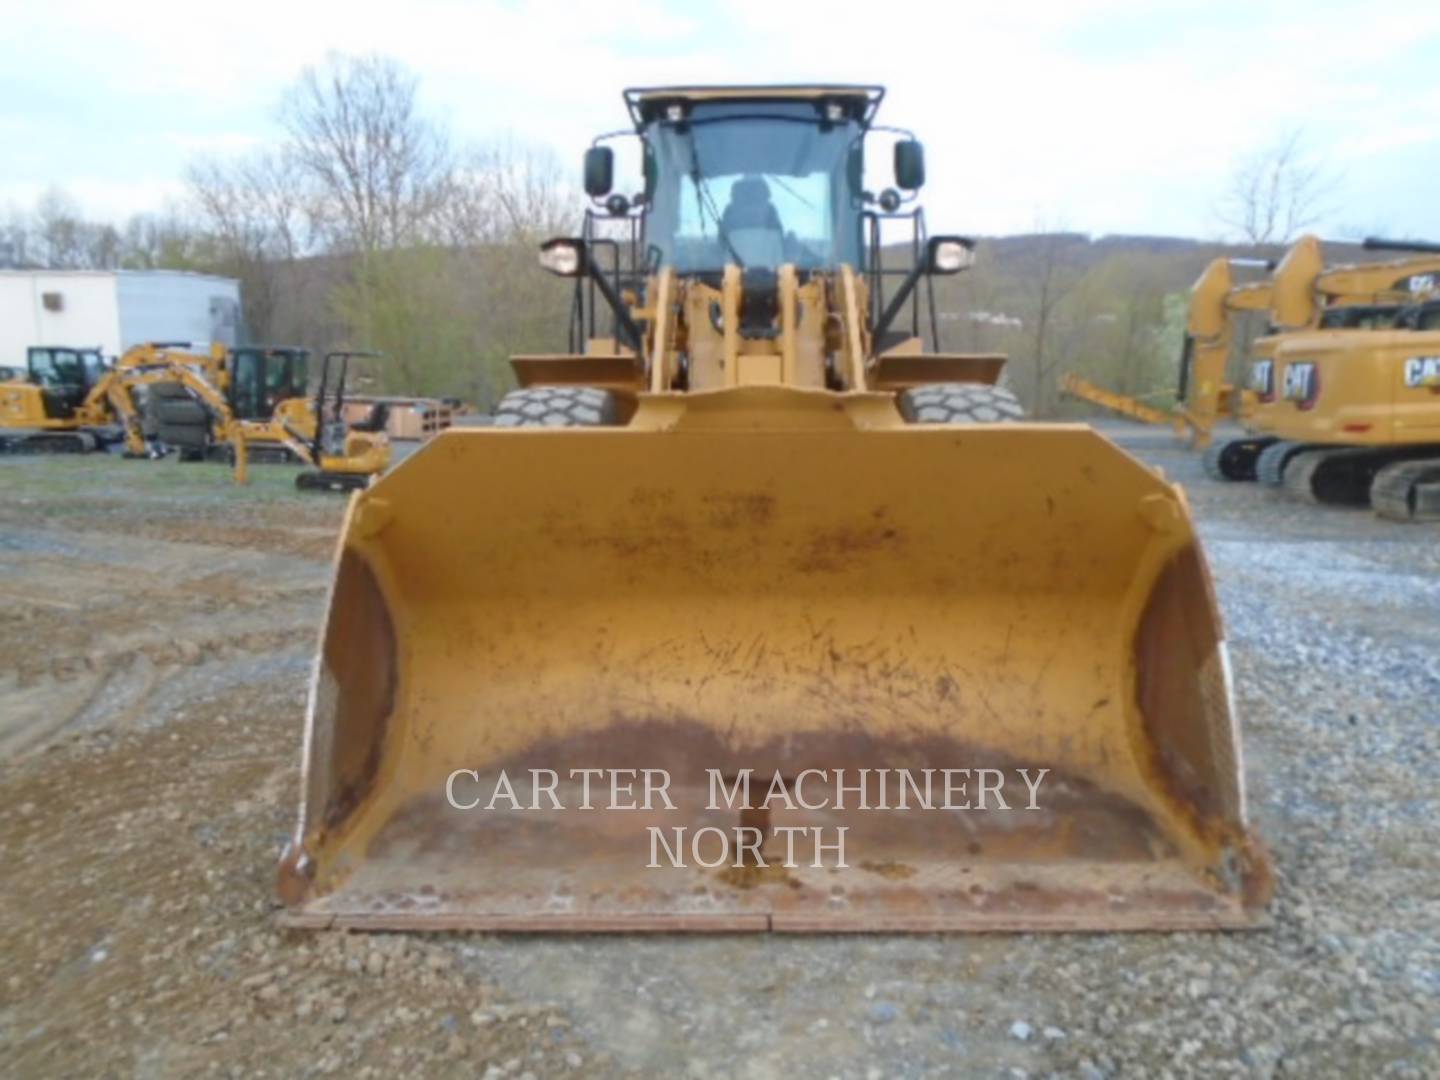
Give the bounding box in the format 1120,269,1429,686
188,151,308,339
120,205,209,270
27,187,123,269
1019,229,1083,415
279,53,451,253
438,140,572,246
0,206,30,268
1217,130,1336,245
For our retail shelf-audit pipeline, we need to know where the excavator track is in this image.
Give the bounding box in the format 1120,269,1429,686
1283,447,1401,507
1371,458,1440,522
0,430,100,454
295,470,369,493
211,443,298,466
1256,440,1310,487
1202,436,1276,482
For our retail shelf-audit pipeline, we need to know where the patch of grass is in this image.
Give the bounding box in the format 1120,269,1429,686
0,455,328,507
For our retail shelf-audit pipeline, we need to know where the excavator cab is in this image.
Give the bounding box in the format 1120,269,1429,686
26,346,106,418
227,347,310,421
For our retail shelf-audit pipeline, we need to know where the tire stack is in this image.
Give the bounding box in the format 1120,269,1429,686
147,383,214,461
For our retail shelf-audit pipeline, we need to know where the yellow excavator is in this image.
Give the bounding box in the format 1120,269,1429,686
276,85,1270,933
0,345,119,453
0,342,223,456
146,347,391,491
1194,236,1327,479
1239,238,1440,519
144,344,313,463
1202,238,1440,502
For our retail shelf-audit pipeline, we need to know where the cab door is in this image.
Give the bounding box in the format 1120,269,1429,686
228,348,266,420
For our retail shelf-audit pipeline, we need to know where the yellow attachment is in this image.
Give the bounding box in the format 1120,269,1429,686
1060,373,1189,437
278,388,1270,932
1270,235,1324,331
1187,258,1236,340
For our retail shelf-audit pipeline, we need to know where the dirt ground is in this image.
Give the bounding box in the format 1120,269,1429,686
1,434,1437,1079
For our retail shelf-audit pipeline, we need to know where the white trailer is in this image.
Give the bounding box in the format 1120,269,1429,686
0,270,242,365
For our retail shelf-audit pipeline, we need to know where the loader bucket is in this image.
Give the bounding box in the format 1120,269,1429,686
278,395,1270,932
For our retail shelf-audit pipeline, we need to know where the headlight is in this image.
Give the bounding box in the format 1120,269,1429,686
539,239,585,278
929,237,976,274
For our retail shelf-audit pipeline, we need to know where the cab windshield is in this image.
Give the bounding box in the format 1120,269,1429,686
269,350,308,396
229,348,308,420
29,348,101,394
643,102,863,273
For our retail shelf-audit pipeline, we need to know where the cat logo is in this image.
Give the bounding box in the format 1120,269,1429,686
1407,274,1437,295
1250,359,1274,400
1404,356,1440,389
1282,361,1319,409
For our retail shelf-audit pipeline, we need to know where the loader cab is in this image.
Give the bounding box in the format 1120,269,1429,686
26,346,105,418
549,86,966,357
227,347,309,421
630,95,876,275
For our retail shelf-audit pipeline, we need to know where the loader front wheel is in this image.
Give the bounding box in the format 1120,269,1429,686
898,384,1025,424
493,386,619,427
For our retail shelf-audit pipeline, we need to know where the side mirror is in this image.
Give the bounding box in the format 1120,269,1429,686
926,236,975,275
895,139,926,191
539,238,587,278
583,147,614,198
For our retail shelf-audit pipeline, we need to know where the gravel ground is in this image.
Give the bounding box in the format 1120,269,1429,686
1,432,1437,1078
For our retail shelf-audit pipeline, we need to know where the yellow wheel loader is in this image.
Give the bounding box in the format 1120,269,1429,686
277,85,1271,933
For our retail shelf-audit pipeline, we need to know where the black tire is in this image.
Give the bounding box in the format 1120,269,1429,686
156,400,210,427
492,387,619,427
898,384,1025,424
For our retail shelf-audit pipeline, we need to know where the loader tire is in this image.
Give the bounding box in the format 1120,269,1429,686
492,386,620,427
898,384,1025,424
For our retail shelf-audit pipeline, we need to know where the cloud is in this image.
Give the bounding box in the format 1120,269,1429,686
1,0,1438,238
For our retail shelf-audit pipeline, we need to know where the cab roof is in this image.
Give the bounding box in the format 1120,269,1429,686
623,85,885,130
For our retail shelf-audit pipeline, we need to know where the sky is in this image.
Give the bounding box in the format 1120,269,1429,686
3,0,1439,242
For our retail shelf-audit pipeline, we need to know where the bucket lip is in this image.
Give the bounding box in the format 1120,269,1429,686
276,906,1271,933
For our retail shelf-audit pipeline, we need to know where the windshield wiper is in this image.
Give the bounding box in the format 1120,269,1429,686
685,135,746,269
767,174,815,212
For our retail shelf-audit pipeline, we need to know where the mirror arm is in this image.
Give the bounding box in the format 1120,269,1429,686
871,262,926,345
